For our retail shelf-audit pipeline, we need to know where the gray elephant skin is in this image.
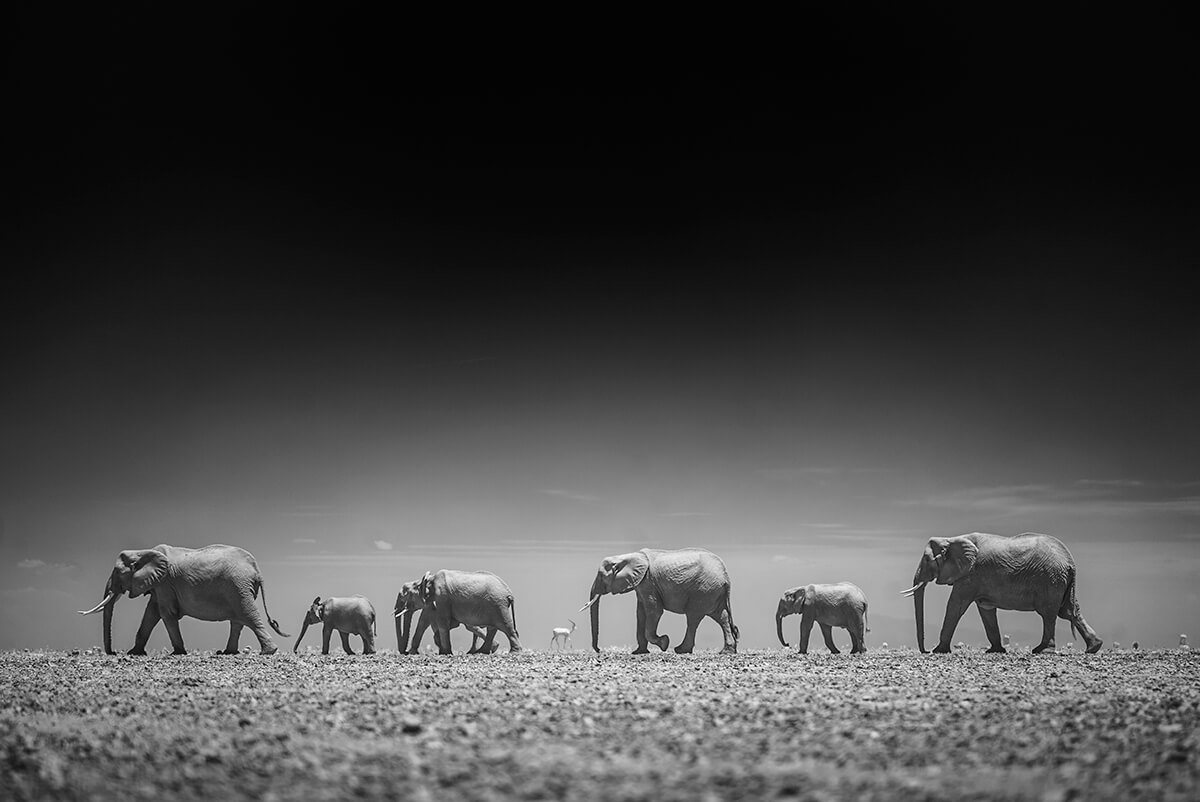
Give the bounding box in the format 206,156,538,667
582,548,739,654
294,596,376,654
776,582,869,654
393,578,497,654
405,570,521,654
78,544,289,655
904,532,1103,654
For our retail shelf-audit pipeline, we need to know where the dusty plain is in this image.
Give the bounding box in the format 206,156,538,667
1,649,1197,801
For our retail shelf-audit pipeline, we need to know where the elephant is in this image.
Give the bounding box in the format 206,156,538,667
580,548,739,654
903,532,1103,654
393,578,498,654
294,596,376,654
77,544,289,655
776,582,869,654
403,570,520,654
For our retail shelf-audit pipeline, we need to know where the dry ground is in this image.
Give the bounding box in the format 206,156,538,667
1,649,1197,801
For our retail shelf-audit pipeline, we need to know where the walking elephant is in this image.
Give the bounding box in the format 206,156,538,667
903,532,1103,654
404,570,520,654
393,578,497,654
294,596,376,654
580,548,738,654
776,582,869,654
77,544,289,655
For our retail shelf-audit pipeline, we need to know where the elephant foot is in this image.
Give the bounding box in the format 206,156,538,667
1031,642,1053,654
1086,640,1103,654
673,643,694,654
829,648,841,655
655,635,670,652
222,648,240,655
720,645,738,654
986,646,1007,654
127,647,147,656
932,645,951,654
172,648,187,655
631,646,650,655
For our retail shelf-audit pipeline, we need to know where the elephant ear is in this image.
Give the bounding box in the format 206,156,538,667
610,551,649,594
939,537,979,585
418,571,435,603
129,549,169,598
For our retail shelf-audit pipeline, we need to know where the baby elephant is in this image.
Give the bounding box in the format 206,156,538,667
294,596,376,654
776,582,869,654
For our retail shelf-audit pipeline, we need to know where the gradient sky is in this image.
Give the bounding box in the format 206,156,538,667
3,10,1198,652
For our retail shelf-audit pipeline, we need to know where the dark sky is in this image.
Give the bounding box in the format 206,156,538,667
3,9,1198,651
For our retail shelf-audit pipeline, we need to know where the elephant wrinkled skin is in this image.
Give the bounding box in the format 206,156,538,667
294,596,376,654
78,544,289,655
776,582,869,654
393,578,497,654
582,548,739,654
906,532,1103,655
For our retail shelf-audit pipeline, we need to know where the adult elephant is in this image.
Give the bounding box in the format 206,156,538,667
393,578,497,654
77,544,289,655
903,532,1103,654
405,570,520,654
776,582,869,654
294,596,376,654
580,548,738,654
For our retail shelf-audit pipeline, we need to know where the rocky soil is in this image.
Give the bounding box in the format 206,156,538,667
1,649,1197,801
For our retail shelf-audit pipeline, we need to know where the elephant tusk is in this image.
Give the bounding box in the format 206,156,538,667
578,595,600,613
78,592,116,616
393,608,408,619
900,582,927,597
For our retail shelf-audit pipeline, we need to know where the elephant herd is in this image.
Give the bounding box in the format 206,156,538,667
77,532,1104,656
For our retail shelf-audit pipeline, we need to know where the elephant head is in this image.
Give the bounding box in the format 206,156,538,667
77,548,170,655
579,550,649,653
393,578,427,653
903,536,979,653
775,588,807,647
293,597,326,653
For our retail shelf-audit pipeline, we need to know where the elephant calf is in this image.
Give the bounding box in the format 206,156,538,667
294,596,376,654
776,582,869,654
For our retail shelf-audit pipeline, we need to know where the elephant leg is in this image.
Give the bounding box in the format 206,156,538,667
340,630,355,655
321,624,332,655
409,611,432,654
161,614,187,655
709,607,738,654
361,628,375,655
978,605,1006,653
632,598,650,654
674,611,704,654
1060,607,1103,654
641,594,669,652
798,613,815,654
819,623,840,654
436,618,453,655
1032,610,1058,654
934,587,972,653
238,597,278,655
849,619,867,654
223,623,244,655
129,598,162,655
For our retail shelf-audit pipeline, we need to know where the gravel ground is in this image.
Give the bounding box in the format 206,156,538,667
1,649,1197,801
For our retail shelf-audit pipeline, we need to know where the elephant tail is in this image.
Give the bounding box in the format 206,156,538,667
724,583,739,641
1060,566,1082,642
864,604,871,633
508,595,519,637
259,578,290,638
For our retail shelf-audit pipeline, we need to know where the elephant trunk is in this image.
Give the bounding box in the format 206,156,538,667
101,575,116,655
294,618,310,653
775,599,789,647
913,574,927,654
588,575,604,653
397,610,413,654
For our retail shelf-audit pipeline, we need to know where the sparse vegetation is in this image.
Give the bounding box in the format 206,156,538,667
2,650,1197,800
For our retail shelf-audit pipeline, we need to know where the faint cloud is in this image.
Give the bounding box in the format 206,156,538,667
660,512,711,518
292,538,318,545
373,540,394,551
902,480,1200,520
756,467,889,481
538,488,600,503
17,559,74,573
280,505,346,519
797,522,846,529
